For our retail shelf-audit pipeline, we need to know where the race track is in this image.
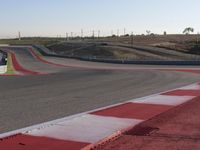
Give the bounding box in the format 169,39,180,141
0,46,200,134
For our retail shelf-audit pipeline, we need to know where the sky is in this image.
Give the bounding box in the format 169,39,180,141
0,0,200,38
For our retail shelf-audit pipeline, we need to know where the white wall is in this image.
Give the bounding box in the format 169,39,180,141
0,65,7,74
0,44,9,47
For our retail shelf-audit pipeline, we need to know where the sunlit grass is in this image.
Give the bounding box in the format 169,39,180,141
0,38,60,46
5,53,15,74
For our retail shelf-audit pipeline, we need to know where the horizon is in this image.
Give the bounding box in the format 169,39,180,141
1,33,200,40
0,0,200,38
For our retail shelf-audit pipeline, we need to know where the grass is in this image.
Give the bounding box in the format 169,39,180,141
48,43,139,60
5,53,15,74
185,41,200,55
0,37,60,46
112,50,137,60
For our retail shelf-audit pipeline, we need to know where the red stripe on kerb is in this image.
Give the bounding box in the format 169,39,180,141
91,102,172,120
175,69,200,74
0,134,89,150
163,90,200,96
29,49,67,68
10,52,42,75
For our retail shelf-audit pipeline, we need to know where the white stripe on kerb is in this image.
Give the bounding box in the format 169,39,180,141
131,95,194,106
25,114,142,143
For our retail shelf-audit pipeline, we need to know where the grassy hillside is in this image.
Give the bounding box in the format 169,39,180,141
0,37,60,46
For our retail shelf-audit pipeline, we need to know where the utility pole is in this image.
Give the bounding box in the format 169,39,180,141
18,31,21,41
131,32,134,46
117,29,119,37
98,30,100,39
66,32,68,41
92,30,95,39
71,32,73,40
124,28,126,36
81,29,83,39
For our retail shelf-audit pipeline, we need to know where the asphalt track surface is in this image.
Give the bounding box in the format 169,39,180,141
1,46,200,134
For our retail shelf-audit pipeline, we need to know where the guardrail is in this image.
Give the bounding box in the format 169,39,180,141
33,45,200,66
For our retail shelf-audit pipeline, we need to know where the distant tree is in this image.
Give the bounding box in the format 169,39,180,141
124,34,130,37
150,33,155,36
146,30,151,35
111,34,117,38
183,27,194,35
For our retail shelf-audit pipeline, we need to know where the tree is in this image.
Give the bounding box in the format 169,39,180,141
111,34,117,38
183,27,194,34
146,30,151,35
124,34,130,37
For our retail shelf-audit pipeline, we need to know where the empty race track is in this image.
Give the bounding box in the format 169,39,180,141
0,46,200,134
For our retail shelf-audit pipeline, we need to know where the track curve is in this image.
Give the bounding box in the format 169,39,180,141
0,46,200,134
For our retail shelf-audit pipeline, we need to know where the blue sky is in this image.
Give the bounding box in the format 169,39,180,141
0,0,199,38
